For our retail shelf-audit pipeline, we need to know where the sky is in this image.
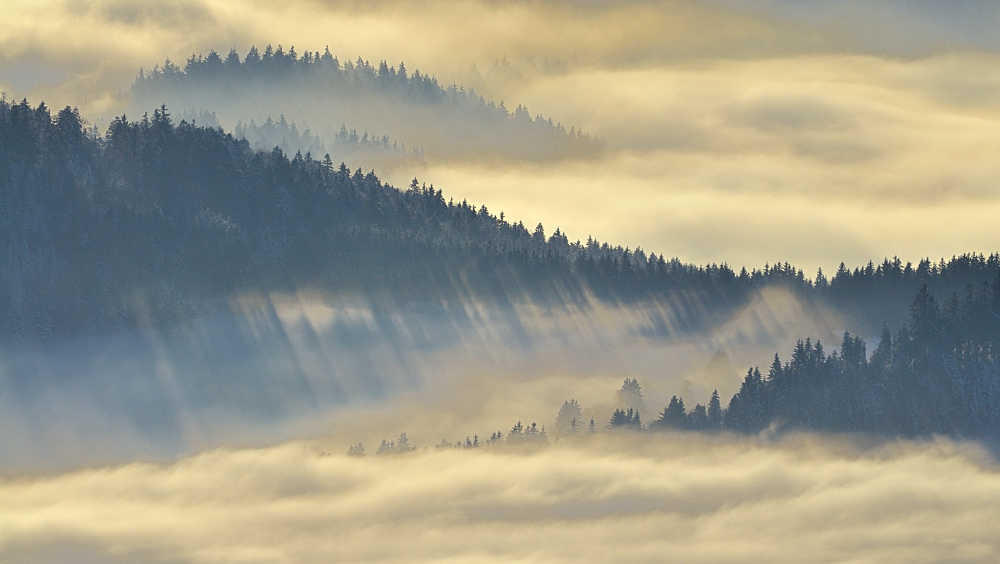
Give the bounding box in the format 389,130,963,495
3,0,1000,274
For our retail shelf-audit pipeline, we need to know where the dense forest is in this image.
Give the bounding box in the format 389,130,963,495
0,97,725,341
1,96,999,345
719,281,1000,436
130,46,600,164
3,88,1000,440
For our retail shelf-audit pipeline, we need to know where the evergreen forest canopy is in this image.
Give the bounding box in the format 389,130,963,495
2,92,1000,439
672,280,1000,437
371,281,1000,449
130,45,601,165
1,95,999,344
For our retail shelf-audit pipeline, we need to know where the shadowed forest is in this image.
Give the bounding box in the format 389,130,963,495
2,91,999,442
4,93,999,340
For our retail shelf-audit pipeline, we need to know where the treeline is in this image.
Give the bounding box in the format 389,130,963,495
358,283,1000,455
130,45,600,162
1,97,998,343
817,255,1000,333
630,280,1000,437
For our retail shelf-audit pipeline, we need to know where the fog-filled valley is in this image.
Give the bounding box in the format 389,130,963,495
0,282,852,470
5,1,1000,562
6,434,1000,563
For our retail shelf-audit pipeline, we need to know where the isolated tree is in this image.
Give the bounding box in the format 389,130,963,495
707,389,723,431
396,432,413,452
617,378,646,417
556,399,583,435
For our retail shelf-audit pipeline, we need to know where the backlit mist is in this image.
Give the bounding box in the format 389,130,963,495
3,2,1000,563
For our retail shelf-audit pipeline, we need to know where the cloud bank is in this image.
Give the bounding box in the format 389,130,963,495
3,434,999,563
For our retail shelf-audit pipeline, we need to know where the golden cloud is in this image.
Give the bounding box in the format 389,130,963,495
2,434,998,562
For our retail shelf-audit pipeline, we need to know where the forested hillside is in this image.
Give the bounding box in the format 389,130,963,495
0,97,717,341
1,97,998,345
382,282,1000,449
676,282,1000,437
130,46,600,165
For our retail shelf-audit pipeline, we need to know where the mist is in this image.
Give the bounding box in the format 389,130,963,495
431,52,1000,274
0,286,849,472
4,2,1000,560
125,52,600,174
3,433,999,563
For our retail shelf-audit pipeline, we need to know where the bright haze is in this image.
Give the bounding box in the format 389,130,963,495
4,0,1000,274
4,2,1000,563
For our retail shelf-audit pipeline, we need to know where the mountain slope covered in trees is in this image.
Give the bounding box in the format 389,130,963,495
2,96,999,344
720,282,1000,436
130,46,600,168
2,92,1000,442
0,97,727,341
602,282,1000,438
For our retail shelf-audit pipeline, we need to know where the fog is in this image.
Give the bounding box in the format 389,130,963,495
126,57,599,172
4,0,1000,272
4,3,1000,559
3,434,999,563
0,287,849,472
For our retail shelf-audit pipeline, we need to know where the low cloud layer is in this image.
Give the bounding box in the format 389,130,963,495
3,434,999,563
0,288,845,472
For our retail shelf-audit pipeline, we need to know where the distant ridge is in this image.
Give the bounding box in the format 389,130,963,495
130,45,602,166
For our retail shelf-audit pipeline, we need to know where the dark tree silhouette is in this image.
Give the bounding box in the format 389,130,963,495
654,396,687,429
